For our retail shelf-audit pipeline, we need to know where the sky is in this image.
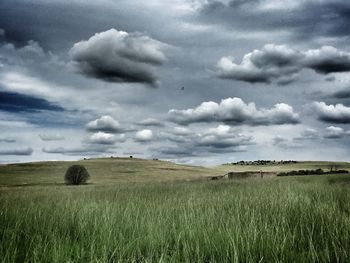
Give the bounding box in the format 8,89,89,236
0,0,350,165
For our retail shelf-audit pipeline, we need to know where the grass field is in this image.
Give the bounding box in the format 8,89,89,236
1,159,350,262
0,158,220,186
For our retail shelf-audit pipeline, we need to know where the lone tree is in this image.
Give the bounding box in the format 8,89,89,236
65,165,90,185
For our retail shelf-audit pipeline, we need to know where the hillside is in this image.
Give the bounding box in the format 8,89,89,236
0,157,222,187
218,161,350,173
2,158,350,261
1,158,350,187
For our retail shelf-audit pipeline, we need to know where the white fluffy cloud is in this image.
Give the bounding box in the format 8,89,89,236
86,115,122,133
324,126,350,139
196,124,252,148
168,97,299,125
313,102,350,124
135,129,154,142
69,28,168,85
87,131,126,145
216,44,350,84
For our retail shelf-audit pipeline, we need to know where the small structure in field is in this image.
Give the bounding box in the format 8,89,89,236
207,171,276,181
227,171,276,179
207,175,225,180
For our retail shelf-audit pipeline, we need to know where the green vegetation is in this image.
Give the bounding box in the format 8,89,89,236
278,168,349,176
65,165,91,185
0,158,220,186
1,159,350,262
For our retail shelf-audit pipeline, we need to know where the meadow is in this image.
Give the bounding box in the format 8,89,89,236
1,158,350,262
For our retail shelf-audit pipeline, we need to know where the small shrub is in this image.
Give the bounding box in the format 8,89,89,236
64,165,90,185
277,168,348,177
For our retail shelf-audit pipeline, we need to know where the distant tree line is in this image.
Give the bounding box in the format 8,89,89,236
277,169,349,176
226,160,298,166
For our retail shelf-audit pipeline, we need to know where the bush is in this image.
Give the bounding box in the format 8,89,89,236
277,168,348,177
64,165,90,185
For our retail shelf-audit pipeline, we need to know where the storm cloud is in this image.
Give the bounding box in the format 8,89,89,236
1,0,350,164
69,29,168,85
332,87,350,99
198,0,350,40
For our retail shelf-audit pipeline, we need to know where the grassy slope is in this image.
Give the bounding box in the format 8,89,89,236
0,158,221,187
218,161,350,173
1,159,350,262
1,175,350,262
1,158,349,187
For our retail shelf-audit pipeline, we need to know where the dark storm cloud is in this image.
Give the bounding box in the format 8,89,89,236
2,0,350,163
0,91,64,113
199,0,350,40
303,46,350,74
332,88,350,99
313,102,350,124
0,147,33,155
0,1,124,49
0,0,179,51
216,45,350,84
168,97,299,125
69,29,168,85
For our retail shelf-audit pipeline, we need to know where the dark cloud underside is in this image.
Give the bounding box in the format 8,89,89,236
199,1,350,40
0,91,63,112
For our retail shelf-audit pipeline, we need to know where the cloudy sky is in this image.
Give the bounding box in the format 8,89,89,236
1,0,350,165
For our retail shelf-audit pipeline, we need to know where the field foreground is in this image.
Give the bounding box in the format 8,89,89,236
1,159,350,262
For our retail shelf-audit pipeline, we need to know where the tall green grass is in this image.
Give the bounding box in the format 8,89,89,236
1,175,350,262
